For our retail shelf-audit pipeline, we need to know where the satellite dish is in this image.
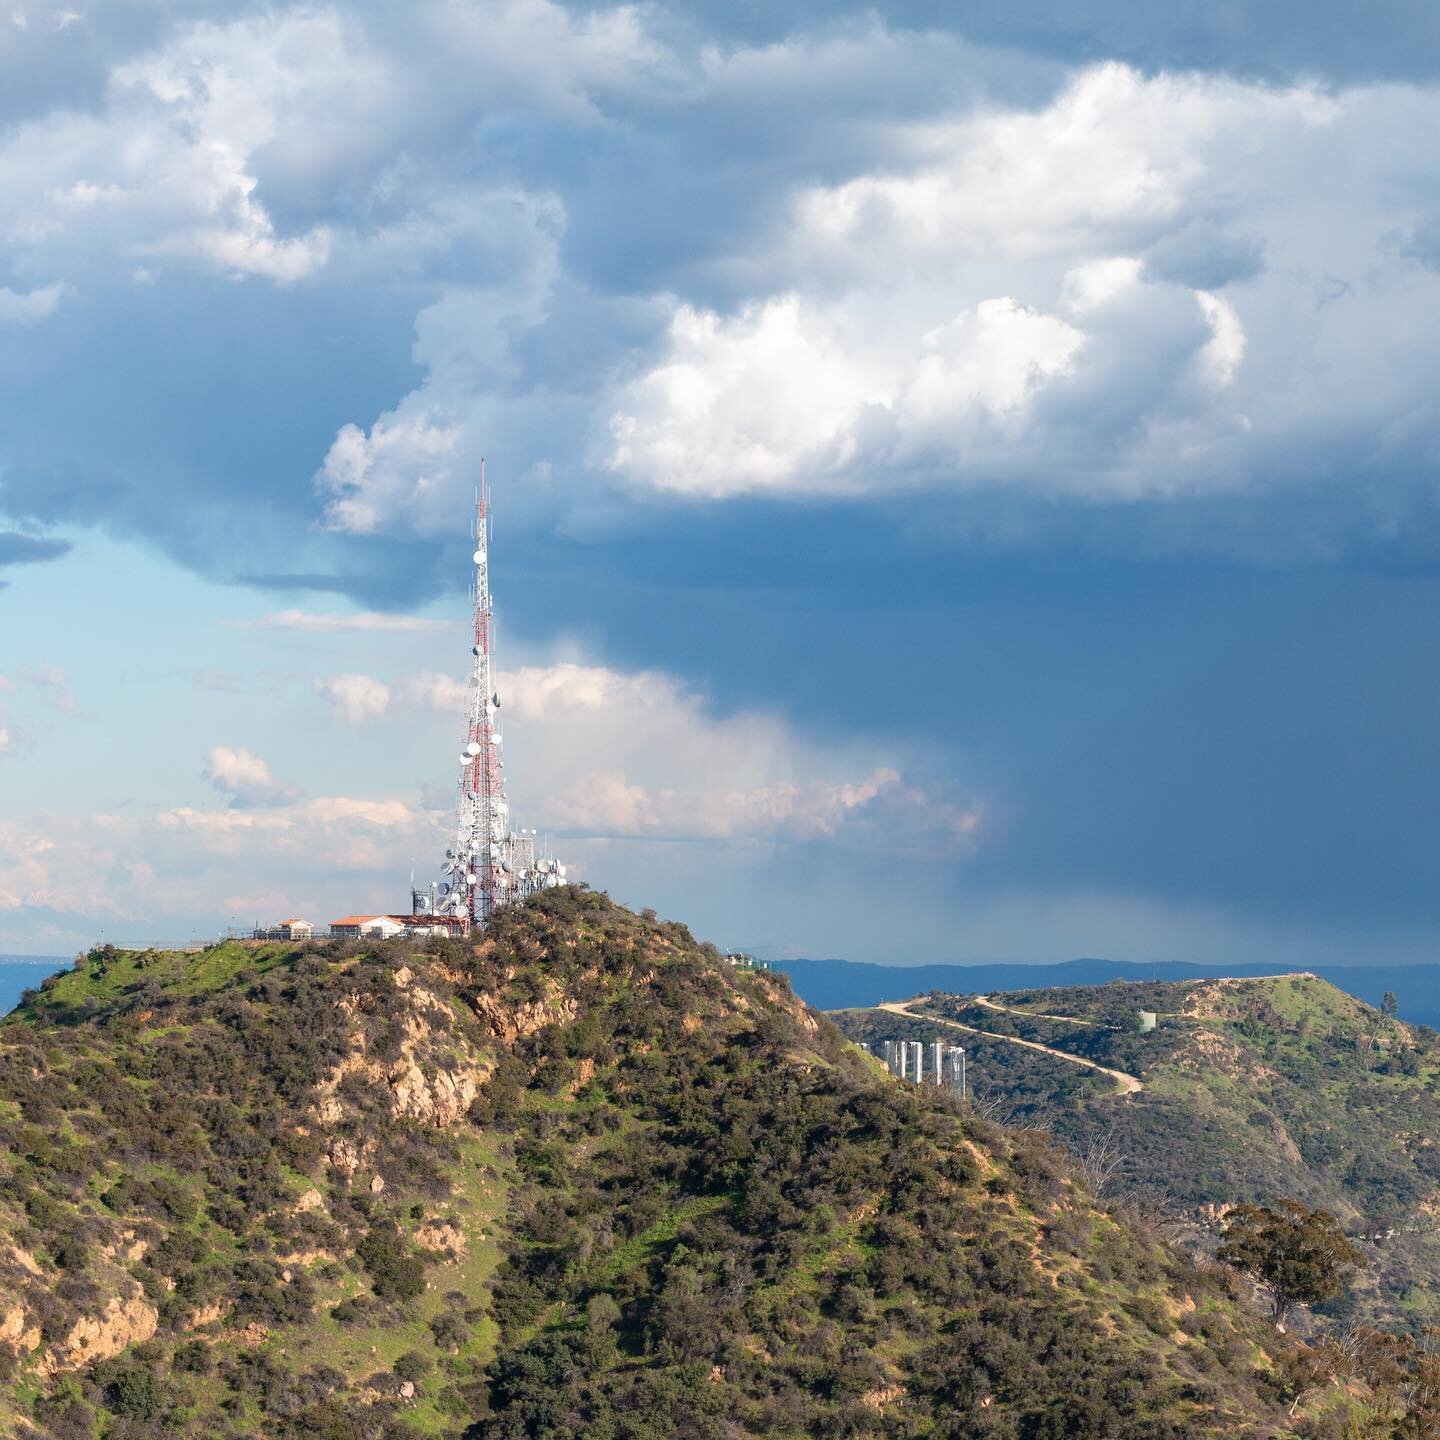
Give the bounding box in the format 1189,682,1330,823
466,742,481,756
466,873,478,885
473,550,484,564
492,692,501,707
439,883,451,896
445,848,455,859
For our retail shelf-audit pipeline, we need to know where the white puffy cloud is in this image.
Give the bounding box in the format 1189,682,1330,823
0,0,658,297
315,206,566,536
313,673,391,724
603,63,1440,509
0,794,443,928
399,670,469,714
0,283,65,323
0,823,55,910
202,745,297,807
791,65,1324,268
0,10,352,284
404,658,983,847
608,291,1087,497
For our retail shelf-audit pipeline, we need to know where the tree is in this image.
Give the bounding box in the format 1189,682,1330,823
1383,991,1400,1020
1218,1200,1364,1326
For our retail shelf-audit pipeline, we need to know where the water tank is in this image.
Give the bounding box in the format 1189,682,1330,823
1138,1010,1158,1033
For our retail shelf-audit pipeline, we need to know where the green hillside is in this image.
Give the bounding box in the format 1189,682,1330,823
838,974,1440,1329
0,896,1407,1438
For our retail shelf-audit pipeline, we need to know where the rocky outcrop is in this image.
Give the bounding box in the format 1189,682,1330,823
388,1055,483,1127
42,1290,158,1374
415,1220,466,1260
469,987,577,1043
312,983,490,1134
0,1303,40,1354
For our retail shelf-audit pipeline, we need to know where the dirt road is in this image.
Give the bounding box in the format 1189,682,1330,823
876,998,1144,1097
971,994,1116,1030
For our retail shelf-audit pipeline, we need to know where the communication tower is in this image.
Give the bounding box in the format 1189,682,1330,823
415,466,568,931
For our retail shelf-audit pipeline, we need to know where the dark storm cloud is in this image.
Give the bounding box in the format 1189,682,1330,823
609,0,1440,84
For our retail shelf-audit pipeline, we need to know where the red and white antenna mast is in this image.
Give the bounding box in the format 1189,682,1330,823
458,460,505,925
426,463,566,931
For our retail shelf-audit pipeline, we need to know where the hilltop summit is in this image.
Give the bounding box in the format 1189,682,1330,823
843,970,1440,1332
0,892,1338,1437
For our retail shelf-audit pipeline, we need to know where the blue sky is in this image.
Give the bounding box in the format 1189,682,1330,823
3,0,1440,966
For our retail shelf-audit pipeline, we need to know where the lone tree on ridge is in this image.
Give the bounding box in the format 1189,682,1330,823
1218,1200,1364,1328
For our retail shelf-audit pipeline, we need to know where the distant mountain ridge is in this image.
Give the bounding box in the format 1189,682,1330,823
775,955,1440,1028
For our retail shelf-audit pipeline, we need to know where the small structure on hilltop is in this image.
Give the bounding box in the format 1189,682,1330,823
250,917,314,941
331,915,408,940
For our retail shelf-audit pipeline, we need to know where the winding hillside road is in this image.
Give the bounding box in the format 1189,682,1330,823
876,999,1145,1097
972,994,1117,1030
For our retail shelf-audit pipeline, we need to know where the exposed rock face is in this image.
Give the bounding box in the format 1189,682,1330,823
415,1220,466,1260
469,987,577,1043
327,1136,373,1176
312,984,490,1134
0,1304,40,1354
185,1301,227,1331
388,1055,483,1127
42,1291,158,1373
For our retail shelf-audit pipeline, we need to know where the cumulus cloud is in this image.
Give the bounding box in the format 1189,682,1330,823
315,211,566,537
3,7,1439,577
313,673,391,723
202,745,298,807
301,656,982,849
0,823,55,910
0,283,66,323
0,793,443,927
0,0,655,295
470,659,980,847
399,670,469,714
601,63,1440,519
0,10,351,284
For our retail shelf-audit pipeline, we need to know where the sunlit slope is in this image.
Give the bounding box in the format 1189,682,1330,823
0,895,1329,1437
868,973,1440,1327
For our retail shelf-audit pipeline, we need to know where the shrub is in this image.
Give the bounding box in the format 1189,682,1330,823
357,1220,426,1303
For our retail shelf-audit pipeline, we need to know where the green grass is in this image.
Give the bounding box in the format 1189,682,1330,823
8,941,302,1025
262,1131,512,1436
